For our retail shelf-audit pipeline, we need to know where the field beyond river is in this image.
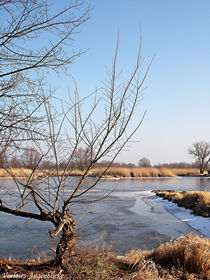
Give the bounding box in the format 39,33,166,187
0,167,206,178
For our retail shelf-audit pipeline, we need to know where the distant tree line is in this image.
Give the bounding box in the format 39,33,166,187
0,147,203,171
1,142,209,174
0,147,137,170
153,161,199,169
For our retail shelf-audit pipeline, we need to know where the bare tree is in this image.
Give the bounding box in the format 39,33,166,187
0,0,90,149
0,43,152,267
188,141,210,174
0,0,89,79
71,147,92,171
9,156,20,168
138,157,151,167
0,1,153,269
21,147,41,169
0,151,6,168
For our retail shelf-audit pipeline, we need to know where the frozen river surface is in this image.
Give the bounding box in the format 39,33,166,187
0,177,209,259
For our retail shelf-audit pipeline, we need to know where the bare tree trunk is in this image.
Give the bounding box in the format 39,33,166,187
55,217,76,268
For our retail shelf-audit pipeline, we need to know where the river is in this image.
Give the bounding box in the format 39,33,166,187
0,177,209,259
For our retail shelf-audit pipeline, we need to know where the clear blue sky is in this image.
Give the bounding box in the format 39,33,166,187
53,0,210,165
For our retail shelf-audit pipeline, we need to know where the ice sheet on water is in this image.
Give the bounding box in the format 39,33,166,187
133,191,155,197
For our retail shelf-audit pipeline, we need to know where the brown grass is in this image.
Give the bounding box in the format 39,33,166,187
0,168,84,178
0,234,209,279
0,167,202,178
171,168,203,176
155,190,210,217
125,233,210,280
0,168,36,177
89,167,200,178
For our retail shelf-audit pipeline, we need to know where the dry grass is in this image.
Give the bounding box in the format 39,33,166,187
90,167,132,178
0,167,202,178
155,190,210,217
171,168,202,176
89,167,175,178
0,168,41,178
125,233,210,280
90,167,200,178
0,168,84,178
0,234,209,279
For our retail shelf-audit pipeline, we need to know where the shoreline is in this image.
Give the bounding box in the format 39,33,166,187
0,167,206,179
154,190,210,218
0,174,209,180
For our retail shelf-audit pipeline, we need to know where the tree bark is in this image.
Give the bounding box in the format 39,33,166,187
55,216,76,268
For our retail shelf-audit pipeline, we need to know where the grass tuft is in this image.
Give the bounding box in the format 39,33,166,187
124,234,210,279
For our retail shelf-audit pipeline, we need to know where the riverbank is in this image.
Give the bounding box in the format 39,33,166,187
0,234,209,280
0,167,203,178
154,190,210,217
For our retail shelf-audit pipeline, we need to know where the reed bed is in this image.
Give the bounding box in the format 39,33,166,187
155,190,210,217
90,167,171,177
0,167,201,178
171,168,201,176
0,168,41,178
0,168,84,178
89,167,200,178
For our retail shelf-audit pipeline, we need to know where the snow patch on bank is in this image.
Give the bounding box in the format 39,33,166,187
153,196,210,237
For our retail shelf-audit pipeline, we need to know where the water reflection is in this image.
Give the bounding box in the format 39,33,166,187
198,177,209,190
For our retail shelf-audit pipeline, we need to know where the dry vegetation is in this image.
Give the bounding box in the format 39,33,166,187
169,168,202,176
124,233,210,280
0,167,201,178
0,168,37,178
90,167,177,177
0,168,84,178
155,190,210,217
90,167,201,177
0,234,209,279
